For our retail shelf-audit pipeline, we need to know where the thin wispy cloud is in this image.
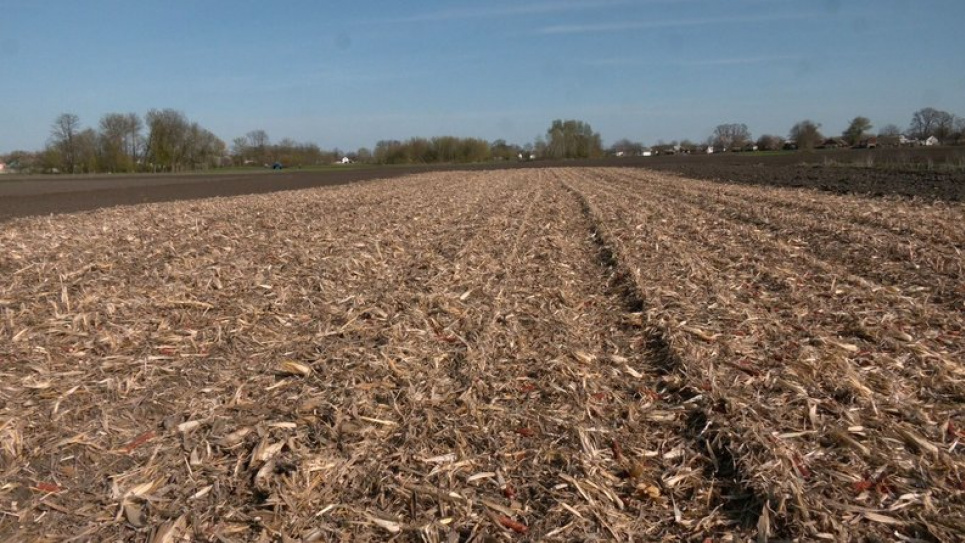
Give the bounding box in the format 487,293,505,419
538,13,814,34
383,0,632,24
680,55,801,66
192,66,417,95
586,55,802,67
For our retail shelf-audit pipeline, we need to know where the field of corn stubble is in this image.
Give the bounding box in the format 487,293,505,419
1,167,964,542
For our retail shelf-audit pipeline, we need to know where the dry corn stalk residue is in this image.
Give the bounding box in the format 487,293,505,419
1,168,964,541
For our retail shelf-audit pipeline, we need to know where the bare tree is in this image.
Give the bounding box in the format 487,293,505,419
877,124,901,147
366,136,494,165
711,123,751,151
230,137,249,165
272,138,329,166
99,113,142,172
50,113,81,173
909,107,954,141
651,140,679,155
123,113,144,168
246,130,270,164
842,116,873,147
609,138,644,156
246,130,269,148
788,120,823,151
934,111,956,143
0,149,38,173
544,119,603,159
183,123,225,169
431,136,455,163
954,117,965,144
355,147,373,163
490,139,519,161
755,134,784,151
145,109,191,172
75,128,100,173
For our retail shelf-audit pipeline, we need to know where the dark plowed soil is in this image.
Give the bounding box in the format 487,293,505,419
0,168,431,222
603,147,965,201
640,160,965,201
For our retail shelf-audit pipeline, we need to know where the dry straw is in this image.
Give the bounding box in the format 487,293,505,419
1,167,963,541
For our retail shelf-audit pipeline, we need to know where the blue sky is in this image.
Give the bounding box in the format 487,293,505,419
1,0,964,152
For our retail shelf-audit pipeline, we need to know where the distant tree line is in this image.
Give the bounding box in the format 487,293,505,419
143,109,225,172
31,110,227,174
601,107,964,159
365,120,606,165
693,107,965,155
906,107,962,142
368,120,605,165
230,130,335,167
370,136,493,165
1,115,559,173
5,108,965,174
538,119,605,160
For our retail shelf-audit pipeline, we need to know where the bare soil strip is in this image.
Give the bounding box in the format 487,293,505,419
2,168,963,541
0,168,427,223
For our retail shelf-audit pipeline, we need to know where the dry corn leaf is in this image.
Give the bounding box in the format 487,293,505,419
277,360,312,377
573,351,596,364
151,515,187,543
2,168,963,542
636,483,661,500
251,438,285,466
177,420,201,433
125,479,161,500
368,516,402,534
220,427,252,448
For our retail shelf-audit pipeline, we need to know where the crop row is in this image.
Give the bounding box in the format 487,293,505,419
563,167,965,541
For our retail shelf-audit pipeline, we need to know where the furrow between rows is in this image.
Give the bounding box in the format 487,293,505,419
606,168,965,309
590,168,965,407
556,168,767,539
562,168,965,541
